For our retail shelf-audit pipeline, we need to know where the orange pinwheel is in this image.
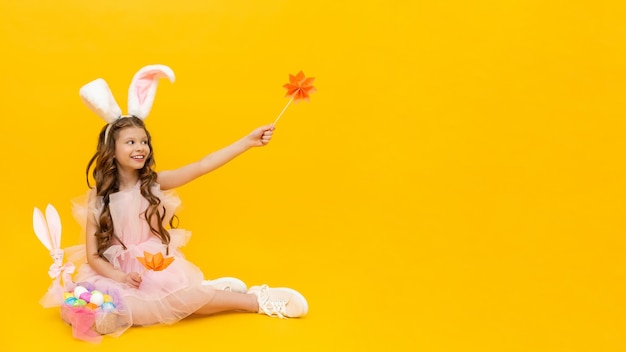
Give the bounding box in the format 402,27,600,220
283,71,316,103
273,71,316,125
136,251,174,272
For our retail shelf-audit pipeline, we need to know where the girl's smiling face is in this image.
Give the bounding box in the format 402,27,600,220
114,126,150,172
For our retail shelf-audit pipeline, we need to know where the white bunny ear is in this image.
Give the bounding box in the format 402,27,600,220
33,207,52,251
45,204,62,250
79,78,123,123
127,64,175,119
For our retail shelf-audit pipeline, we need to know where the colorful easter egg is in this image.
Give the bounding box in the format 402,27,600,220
73,286,88,298
101,301,116,312
79,292,91,302
89,291,104,306
64,297,77,305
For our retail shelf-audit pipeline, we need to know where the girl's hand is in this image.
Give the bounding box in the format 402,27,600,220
124,271,143,288
246,125,275,147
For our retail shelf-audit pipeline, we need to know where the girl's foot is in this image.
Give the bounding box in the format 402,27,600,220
202,277,247,293
247,284,308,318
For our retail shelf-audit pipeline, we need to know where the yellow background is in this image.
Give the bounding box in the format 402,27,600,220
1,0,626,351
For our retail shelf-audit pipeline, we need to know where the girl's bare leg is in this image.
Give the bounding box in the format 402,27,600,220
194,290,259,315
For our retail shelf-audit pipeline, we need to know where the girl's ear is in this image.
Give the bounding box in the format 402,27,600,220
127,64,175,120
79,79,123,123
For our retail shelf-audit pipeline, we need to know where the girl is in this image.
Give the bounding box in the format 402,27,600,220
66,65,307,338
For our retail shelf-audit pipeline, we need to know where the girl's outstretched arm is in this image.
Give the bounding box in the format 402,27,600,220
157,124,274,190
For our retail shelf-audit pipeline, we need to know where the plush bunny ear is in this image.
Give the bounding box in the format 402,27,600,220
127,64,175,119
33,207,52,251
79,78,123,123
45,204,62,250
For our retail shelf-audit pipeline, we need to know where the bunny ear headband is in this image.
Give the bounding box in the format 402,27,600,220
79,64,175,140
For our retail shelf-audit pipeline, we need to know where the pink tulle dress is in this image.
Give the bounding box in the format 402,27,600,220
56,181,216,338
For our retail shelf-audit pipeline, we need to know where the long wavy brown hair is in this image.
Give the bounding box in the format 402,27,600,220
86,116,174,259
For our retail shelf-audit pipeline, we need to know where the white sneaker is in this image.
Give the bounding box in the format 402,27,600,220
202,277,247,293
248,284,308,318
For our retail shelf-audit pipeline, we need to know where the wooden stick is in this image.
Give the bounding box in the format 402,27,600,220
272,97,294,125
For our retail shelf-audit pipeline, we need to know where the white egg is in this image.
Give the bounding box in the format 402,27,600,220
73,286,88,298
90,291,105,306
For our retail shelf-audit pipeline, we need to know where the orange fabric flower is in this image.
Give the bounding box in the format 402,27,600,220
283,71,316,103
136,251,174,272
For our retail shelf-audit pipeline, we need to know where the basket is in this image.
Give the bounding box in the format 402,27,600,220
59,282,131,340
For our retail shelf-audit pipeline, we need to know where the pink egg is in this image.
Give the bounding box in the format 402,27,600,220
79,292,91,302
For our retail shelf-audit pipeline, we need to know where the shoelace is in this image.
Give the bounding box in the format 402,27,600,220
257,285,288,319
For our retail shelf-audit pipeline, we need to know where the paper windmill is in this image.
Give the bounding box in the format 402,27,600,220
284,71,316,103
137,251,174,272
273,71,316,125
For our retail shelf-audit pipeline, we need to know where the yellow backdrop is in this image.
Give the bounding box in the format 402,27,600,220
2,0,626,351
